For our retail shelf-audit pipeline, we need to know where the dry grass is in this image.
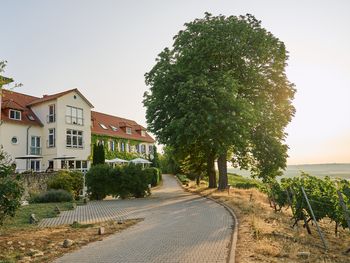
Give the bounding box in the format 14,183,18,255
0,219,142,263
184,181,350,263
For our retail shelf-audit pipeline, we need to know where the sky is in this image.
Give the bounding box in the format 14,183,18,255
1,0,349,165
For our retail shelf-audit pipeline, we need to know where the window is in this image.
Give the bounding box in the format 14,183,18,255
110,125,118,131
48,128,55,147
66,129,83,148
141,130,146,137
11,136,18,144
141,144,146,153
136,144,140,153
128,144,131,152
9,109,21,120
48,104,56,123
99,123,108,130
126,127,132,135
121,142,125,152
149,145,154,154
30,136,41,155
30,160,40,171
66,106,83,125
109,141,115,151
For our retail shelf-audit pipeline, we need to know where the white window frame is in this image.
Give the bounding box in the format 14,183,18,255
48,104,56,123
30,136,41,155
66,129,84,148
126,127,132,135
30,160,40,172
9,109,21,120
66,105,84,125
109,141,115,151
141,130,146,137
48,128,55,148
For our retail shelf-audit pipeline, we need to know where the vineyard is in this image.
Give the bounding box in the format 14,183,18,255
266,172,350,250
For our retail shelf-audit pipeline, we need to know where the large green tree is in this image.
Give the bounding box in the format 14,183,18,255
144,13,295,189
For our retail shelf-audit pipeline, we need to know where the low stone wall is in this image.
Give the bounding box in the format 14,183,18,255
18,171,57,199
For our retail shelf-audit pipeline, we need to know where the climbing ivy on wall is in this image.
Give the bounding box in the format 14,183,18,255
91,134,150,161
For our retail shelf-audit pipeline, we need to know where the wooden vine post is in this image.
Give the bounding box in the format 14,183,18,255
301,187,328,250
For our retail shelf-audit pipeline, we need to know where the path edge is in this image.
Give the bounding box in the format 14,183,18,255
172,175,238,263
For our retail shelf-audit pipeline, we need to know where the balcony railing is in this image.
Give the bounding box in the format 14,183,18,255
30,147,42,155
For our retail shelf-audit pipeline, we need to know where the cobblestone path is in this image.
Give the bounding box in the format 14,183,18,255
54,174,234,263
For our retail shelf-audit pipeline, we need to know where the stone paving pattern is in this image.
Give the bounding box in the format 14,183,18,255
54,174,233,263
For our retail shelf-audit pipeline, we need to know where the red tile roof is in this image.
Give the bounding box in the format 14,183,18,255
1,89,43,126
27,88,94,107
91,111,155,143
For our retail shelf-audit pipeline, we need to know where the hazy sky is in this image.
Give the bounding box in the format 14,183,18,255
1,0,349,165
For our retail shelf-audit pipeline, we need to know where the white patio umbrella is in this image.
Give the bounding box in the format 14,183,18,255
130,158,152,164
105,157,129,164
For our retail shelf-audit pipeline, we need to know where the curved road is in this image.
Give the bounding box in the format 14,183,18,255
55,174,233,263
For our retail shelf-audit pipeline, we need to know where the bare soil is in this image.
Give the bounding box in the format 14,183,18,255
0,219,141,263
184,181,350,263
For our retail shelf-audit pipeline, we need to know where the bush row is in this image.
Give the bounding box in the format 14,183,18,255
47,170,83,200
86,164,161,200
30,189,73,203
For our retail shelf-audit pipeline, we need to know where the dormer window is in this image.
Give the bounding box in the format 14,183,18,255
126,127,132,135
141,130,146,137
110,125,118,131
9,109,21,120
99,123,108,130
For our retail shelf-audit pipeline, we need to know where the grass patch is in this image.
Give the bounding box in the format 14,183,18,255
228,173,262,189
1,202,76,231
176,174,190,185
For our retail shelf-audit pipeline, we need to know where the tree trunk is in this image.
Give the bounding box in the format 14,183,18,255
218,152,228,190
196,174,200,186
207,152,216,188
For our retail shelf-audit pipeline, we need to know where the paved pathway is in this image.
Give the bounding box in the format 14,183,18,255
54,174,234,263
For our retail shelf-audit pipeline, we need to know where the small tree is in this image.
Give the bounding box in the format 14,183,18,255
92,143,105,165
0,147,24,225
151,145,160,168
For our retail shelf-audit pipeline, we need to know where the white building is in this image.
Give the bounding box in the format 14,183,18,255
0,88,155,172
0,89,93,172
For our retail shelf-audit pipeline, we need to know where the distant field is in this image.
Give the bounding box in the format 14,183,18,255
227,163,350,180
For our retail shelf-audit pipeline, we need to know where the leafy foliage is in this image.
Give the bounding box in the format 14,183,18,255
30,189,73,203
268,173,350,235
47,170,83,199
92,143,105,165
144,13,295,188
86,164,160,200
0,148,24,225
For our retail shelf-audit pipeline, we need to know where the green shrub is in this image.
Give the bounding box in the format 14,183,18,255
144,167,161,187
121,164,150,198
47,170,83,199
86,164,153,200
176,174,189,184
86,164,114,200
30,189,73,203
0,149,24,225
69,170,84,198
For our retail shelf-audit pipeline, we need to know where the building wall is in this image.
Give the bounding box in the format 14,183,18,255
31,99,58,166
0,122,42,171
56,91,92,167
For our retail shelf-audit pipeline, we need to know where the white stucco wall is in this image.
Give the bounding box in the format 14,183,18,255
56,91,92,165
0,122,42,171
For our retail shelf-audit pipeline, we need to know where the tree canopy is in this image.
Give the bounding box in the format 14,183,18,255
144,13,295,188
